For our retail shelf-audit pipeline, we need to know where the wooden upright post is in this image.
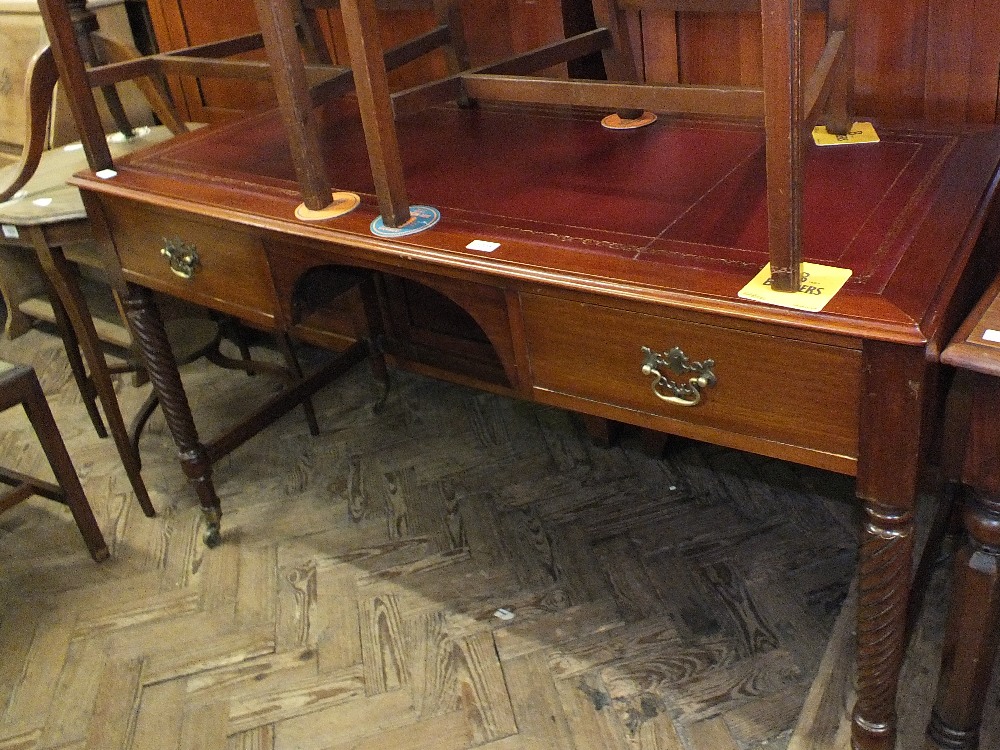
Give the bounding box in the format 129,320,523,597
36,0,114,172
760,0,804,293
252,0,334,211
340,0,412,228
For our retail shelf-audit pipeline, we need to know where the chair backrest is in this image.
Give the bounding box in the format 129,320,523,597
0,46,60,204
34,0,466,179
0,32,188,205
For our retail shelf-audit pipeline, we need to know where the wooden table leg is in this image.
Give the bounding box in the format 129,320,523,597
852,501,914,749
851,342,930,750
928,373,1000,750
119,284,222,546
40,274,108,438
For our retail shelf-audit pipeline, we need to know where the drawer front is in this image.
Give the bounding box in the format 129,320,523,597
522,294,861,465
105,200,279,325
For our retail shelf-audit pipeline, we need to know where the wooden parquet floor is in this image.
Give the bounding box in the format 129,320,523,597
1,325,997,750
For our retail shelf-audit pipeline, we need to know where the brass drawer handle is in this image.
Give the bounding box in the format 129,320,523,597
641,346,716,407
161,237,200,279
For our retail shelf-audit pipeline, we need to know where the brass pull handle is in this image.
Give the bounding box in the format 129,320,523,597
161,237,200,279
641,346,716,407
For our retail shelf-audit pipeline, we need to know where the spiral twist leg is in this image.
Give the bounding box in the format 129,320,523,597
121,285,222,546
852,502,914,750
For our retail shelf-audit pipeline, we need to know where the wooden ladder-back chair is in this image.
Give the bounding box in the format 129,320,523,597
241,0,853,293
40,0,469,229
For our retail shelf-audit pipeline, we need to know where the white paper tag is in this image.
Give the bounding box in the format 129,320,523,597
96,169,118,179
2,224,19,239
467,239,501,252
32,197,53,207
493,608,515,621
982,329,1000,343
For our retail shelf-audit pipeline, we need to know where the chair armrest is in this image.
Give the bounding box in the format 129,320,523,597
0,46,59,204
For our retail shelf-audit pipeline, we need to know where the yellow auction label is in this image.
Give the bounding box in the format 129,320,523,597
812,121,880,146
738,262,852,312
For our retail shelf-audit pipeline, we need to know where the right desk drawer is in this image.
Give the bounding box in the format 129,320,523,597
521,293,861,467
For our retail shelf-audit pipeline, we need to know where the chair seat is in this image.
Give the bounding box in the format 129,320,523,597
0,125,177,227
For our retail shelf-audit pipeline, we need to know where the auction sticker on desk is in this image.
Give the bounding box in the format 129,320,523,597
738,262,852,312
370,205,440,237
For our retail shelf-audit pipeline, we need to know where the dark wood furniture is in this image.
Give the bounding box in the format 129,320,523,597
0,360,109,562
927,272,1000,750
33,1,1000,749
0,43,180,517
58,99,1000,750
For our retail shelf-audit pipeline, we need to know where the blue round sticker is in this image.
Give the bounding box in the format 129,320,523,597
370,205,441,238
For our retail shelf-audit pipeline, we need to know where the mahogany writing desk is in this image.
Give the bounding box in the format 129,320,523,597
73,101,1000,749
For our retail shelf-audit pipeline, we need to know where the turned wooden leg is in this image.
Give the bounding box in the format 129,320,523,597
120,285,222,546
928,489,1000,749
852,501,914,750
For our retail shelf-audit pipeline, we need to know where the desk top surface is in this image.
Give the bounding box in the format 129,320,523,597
73,101,1000,345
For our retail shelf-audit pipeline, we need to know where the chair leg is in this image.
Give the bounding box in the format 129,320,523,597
18,367,109,561
31,237,155,517
274,333,320,436
42,276,108,438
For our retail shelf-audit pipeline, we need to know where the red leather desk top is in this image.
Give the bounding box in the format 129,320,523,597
81,101,1000,343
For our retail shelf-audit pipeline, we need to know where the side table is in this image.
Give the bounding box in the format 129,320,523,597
928,272,1000,749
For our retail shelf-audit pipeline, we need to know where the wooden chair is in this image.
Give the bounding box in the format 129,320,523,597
0,43,185,518
0,360,108,562
241,0,853,293
33,0,469,224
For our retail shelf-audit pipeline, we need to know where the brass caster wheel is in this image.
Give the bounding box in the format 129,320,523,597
203,524,222,548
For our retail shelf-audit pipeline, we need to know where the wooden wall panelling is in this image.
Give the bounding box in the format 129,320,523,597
923,0,1000,124
852,0,1000,124
672,11,825,87
145,0,277,122
853,0,927,121
143,0,567,124
638,10,679,84
143,0,1000,127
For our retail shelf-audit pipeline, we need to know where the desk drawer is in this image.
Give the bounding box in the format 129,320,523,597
104,201,279,326
522,294,861,468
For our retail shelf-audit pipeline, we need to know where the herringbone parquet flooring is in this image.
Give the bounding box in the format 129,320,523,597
1,325,996,750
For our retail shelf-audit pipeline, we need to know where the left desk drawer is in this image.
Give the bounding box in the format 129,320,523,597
102,200,280,327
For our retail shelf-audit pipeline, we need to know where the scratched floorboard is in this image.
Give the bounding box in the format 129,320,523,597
0,324,993,750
